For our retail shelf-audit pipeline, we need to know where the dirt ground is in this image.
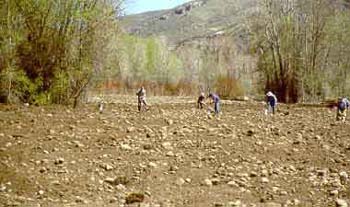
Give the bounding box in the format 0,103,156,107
1,96,350,207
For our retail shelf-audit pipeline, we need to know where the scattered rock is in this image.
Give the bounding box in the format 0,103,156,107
121,144,132,151
104,176,129,185
211,178,220,186
162,142,173,150
261,177,269,183
126,127,136,133
228,200,241,207
176,178,185,186
148,162,157,168
125,193,145,204
247,129,254,136
54,158,65,165
330,190,339,196
203,179,213,186
227,181,237,187
100,163,114,171
336,199,348,207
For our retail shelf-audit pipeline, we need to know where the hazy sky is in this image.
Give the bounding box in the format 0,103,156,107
125,0,191,14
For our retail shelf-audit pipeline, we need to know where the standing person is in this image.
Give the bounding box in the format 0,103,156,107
266,91,277,115
208,93,220,115
136,86,148,112
336,97,350,122
197,92,206,109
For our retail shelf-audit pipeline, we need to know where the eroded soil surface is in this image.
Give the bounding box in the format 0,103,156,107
1,97,350,207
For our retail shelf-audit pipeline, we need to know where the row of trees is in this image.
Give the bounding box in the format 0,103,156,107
2,0,350,105
98,34,247,98
251,0,350,103
0,0,121,106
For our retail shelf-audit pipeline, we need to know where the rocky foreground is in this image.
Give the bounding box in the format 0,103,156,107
0,98,350,207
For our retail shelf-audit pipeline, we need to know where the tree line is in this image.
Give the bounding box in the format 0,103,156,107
250,0,350,103
1,0,350,105
0,0,121,106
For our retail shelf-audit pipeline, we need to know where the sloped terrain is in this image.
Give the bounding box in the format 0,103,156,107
121,0,257,45
0,97,350,206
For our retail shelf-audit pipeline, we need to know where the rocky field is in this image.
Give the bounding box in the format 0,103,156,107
1,97,350,207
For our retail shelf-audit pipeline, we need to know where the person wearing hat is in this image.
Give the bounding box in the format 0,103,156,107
337,97,350,122
208,93,220,115
266,91,277,115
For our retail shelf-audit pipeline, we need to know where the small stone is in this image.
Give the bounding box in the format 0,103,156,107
293,199,300,205
340,171,348,184
75,196,87,203
227,181,237,187
143,144,152,150
261,177,269,183
104,176,128,185
203,179,213,186
54,158,65,165
228,200,241,207
121,144,132,151
166,151,175,157
336,199,348,207
101,163,114,171
166,119,174,125
247,129,254,136
0,185,6,192
176,178,185,186
250,171,258,177
116,184,126,191
211,178,220,185
330,190,339,196
126,127,135,133
38,190,44,195
39,167,47,173
104,177,116,184
265,203,282,207
214,202,224,207
280,190,288,195
162,142,173,150
73,140,84,148
125,193,145,204
149,162,157,168
317,169,327,176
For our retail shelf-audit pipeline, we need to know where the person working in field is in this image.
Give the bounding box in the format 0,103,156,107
197,92,206,109
208,93,220,115
266,91,277,115
336,97,350,122
136,86,148,112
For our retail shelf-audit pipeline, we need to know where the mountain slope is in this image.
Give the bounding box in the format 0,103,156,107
120,0,258,45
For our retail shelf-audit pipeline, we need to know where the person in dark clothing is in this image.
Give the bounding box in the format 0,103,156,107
197,92,206,109
136,86,148,112
266,91,277,115
208,93,220,115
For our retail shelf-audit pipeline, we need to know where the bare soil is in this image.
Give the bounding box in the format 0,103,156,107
0,97,349,207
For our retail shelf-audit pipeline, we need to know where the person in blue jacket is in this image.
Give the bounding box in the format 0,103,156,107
208,93,220,115
266,91,277,115
337,97,350,122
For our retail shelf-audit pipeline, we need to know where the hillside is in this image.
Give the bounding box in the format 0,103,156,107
120,0,258,45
